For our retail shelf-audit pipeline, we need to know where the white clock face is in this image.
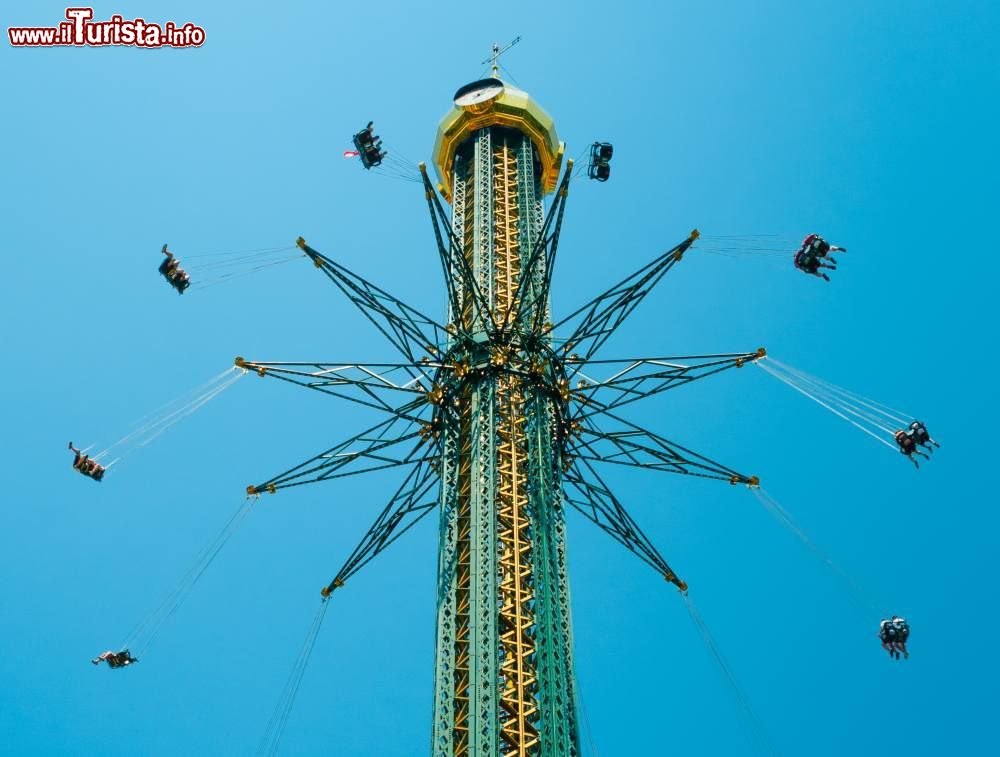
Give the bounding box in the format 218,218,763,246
454,79,504,108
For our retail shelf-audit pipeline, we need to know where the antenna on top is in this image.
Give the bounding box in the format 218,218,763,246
482,36,521,77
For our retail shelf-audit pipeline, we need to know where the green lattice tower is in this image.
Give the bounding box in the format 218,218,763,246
429,81,580,757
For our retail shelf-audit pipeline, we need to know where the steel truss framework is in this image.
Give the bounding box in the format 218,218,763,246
243,127,761,756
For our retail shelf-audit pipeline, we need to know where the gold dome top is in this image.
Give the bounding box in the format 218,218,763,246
433,78,564,202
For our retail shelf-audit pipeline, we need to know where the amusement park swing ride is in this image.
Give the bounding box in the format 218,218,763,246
78,45,938,756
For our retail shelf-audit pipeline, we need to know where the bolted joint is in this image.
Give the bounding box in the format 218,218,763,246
419,420,441,441
234,356,246,368
321,577,347,598
490,348,509,368
557,378,571,402
755,347,767,359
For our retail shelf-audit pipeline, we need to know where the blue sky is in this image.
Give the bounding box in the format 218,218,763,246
2,1,997,754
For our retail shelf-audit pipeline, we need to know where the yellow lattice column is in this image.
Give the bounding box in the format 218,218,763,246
452,402,473,755
493,139,522,330
496,379,538,755
492,136,539,755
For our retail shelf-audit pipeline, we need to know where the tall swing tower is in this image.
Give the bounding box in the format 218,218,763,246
243,66,759,757
429,77,577,755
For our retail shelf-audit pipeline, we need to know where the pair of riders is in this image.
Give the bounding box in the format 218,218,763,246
68,441,105,481
92,649,137,668
879,616,910,660
794,233,845,281
893,420,940,468
354,121,387,167
588,142,613,181
159,244,190,293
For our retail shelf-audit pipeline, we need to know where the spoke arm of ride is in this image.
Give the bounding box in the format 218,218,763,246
235,358,446,418
320,458,440,595
418,166,463,325
296,238,447,362
246,402,438,493
418,165,499,334
569,350,765,421
567,408,758,485
563,459,687,590
547,230,700,363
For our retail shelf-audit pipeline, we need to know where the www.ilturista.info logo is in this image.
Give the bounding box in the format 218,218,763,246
8,7,205,48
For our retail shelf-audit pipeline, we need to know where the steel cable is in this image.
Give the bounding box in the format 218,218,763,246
257,600,330,756
683,594,779,756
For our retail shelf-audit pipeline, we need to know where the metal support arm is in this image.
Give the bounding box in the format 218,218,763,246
567,408,757,485
548,230,700,362
246,402,436,493
569,350,764,421
563,459,687,590
320,458,440,596
235,358,444,419
297,238,448,362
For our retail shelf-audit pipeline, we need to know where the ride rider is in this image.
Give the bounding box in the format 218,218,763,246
69,441,85,471
801,233,846,262
793,247,835,282
159,244,178,275
893,429,929,468
908,420,940,453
